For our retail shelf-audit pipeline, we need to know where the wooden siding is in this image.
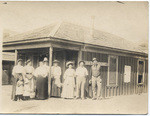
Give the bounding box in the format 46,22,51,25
7,47,148,98
82,51,108,98
82,51,148,98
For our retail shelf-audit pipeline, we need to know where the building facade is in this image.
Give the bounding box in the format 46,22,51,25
2,22,148,98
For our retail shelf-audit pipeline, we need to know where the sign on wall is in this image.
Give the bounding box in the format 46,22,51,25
84,61,108,66
124,65,131,83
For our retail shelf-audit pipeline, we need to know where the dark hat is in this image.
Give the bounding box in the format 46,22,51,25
26,59,31,65
66,61,74,67
79,60,85,65
53,60,59,63
43,57,48,62
17,59,23,63
92,58,97,62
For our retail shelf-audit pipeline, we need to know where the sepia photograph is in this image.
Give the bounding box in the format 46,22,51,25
0,1,149,114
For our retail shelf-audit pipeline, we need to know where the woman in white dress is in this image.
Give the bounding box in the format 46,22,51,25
61,61,76,99
23,59,35,100
12,59,25,101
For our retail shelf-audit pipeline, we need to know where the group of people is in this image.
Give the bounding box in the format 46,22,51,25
12,57,102,101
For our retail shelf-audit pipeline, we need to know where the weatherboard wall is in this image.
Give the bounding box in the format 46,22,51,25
82,51,148,98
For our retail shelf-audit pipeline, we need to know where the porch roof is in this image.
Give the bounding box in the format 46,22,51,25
3,22,147,54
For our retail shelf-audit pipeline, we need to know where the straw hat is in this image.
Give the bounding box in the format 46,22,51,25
43,57,48,62
26,59,31,65
53,60,59,63
92,57,97,62
79,60,85,65
66,61,74,67
17,59,23,63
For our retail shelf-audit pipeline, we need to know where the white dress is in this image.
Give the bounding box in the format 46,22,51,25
12,65,25,96
23,65,35,98
61,68,76,98
16,80,24,95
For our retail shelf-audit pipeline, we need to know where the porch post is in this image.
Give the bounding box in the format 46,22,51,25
15,49,18,65
78,48,82,65
48,46,53,97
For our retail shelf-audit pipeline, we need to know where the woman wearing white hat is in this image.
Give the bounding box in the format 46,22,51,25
61,61,76,99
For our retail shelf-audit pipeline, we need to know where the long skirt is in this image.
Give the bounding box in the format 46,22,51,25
36,76,48,100
23,75,35,98
16,82,24,95
11,73,22,100
61,76,75,99
51,77,61,97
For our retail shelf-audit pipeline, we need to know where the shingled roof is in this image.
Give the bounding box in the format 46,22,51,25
3,21,146,54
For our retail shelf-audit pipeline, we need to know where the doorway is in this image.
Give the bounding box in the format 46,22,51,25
53,48,78,78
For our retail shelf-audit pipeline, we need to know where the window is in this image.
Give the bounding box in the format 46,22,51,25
137,60,145,84
107,55,118,86
124,65,131,83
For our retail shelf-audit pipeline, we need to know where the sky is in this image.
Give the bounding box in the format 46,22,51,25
0,1,149,45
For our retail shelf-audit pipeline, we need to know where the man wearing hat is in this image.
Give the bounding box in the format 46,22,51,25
75,60,88,99
90,58,102,100
12,59,25,101
51,60,62,97
23,59,35,100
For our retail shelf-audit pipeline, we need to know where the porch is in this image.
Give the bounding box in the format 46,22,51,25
3,36,148,98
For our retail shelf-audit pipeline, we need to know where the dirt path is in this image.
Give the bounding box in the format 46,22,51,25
0,85,148,114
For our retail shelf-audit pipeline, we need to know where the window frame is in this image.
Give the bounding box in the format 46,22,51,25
137,59,145,85
107,55,118,87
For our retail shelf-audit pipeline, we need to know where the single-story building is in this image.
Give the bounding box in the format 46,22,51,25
2,21,148,98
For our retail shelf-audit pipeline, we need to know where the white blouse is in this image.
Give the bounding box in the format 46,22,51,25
24,65,34,74
51,66,61,77
12,65,25,76
64,68,76,79
34,65,49,78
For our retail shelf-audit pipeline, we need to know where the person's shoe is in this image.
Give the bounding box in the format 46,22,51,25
92,97,96,100
97,97,102,100
81,97,85,100
75,97,80,99
20,99,23,101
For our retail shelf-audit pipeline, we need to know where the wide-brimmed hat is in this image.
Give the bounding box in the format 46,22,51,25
66,61,74,67
53,60,59,63
79,60,85,65
43,57,48,62
92,57,97,62
26,59,31,65
17,59,23,63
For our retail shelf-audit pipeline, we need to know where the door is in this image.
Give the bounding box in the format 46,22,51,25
53,49,78,82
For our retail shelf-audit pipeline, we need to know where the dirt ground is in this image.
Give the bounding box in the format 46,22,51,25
0,85,148,114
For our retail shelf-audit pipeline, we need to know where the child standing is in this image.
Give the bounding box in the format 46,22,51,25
16,76,24,101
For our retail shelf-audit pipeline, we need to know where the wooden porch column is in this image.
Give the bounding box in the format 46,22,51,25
48,46,53,97
15,49,18,65
78,49,82,65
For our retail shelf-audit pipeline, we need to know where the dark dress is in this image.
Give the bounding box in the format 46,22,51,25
36,76,48,100
51,78,61,97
